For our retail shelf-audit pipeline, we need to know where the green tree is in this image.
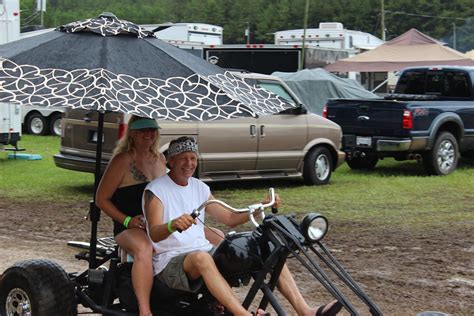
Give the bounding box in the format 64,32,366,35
17,0,474,51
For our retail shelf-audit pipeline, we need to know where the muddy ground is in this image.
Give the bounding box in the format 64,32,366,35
0,198,472,316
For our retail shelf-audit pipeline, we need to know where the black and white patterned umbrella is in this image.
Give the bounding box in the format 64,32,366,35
0,13,293,267
0,13,291,121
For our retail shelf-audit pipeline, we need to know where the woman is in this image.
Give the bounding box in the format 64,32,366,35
96,115,166,316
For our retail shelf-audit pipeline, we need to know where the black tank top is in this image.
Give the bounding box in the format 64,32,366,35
111,182,148,236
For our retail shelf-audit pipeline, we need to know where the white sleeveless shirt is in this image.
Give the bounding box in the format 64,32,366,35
144,174,212,275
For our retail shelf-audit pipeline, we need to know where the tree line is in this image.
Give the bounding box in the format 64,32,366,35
20,0,474,52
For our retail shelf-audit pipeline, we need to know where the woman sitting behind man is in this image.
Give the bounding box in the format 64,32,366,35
96,115,223,316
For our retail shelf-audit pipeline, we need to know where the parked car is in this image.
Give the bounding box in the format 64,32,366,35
22,105,63,136
54,72,345,185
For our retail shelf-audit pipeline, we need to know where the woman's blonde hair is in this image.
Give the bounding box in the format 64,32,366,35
113,115,161,158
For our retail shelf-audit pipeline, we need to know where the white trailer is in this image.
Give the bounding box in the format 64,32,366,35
274,22,383,51
1,14,65,135
0,0,20,45
152,22,223,45
0,102,21,148
0,0,22,148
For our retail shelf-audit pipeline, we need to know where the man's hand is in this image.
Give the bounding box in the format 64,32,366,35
262,193,281,209
171,213,196,232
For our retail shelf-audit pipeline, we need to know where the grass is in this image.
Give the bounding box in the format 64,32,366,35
1,135,474,230
0,135,94,202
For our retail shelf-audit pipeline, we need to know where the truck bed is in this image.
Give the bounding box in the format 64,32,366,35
325,98,411,137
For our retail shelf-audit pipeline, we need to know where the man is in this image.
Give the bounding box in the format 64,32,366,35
144,136,342,316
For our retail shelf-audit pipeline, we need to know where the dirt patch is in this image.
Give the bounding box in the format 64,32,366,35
0,198,472,315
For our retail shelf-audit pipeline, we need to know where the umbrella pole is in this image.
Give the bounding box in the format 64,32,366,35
89,111,105,269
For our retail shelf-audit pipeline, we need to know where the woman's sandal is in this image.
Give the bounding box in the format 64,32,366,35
316,301,343,316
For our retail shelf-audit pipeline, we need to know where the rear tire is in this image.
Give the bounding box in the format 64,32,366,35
423,131,459,175
346,155,378,170
49,113,62,136
303,147,333,185
26,113,47,135
0,259,77,316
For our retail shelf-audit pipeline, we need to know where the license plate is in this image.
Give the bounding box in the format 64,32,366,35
356,136,372,147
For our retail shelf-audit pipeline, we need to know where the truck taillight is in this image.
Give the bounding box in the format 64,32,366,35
118,123,127,139
322,105,328,119
402,110,413,129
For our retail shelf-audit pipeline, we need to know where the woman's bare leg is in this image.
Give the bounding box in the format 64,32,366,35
116,229,154,316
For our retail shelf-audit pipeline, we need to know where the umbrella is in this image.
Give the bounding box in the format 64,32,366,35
0,13,292,267
0,13,289,120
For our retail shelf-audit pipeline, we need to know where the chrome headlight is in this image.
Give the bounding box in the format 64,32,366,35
300,213,328,243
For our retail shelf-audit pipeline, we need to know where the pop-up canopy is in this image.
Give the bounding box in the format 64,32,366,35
325,29,474,72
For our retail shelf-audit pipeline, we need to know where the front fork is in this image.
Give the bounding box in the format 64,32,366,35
242,220,383,316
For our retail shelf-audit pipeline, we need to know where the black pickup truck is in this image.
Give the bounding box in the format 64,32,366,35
324,66,474,175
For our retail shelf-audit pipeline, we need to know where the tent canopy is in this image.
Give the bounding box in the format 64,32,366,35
325,29,474,72
272,68,377,114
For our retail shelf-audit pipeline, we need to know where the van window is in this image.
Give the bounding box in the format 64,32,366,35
257,81,297,106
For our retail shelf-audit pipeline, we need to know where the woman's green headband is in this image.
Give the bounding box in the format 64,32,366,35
129,118,160,130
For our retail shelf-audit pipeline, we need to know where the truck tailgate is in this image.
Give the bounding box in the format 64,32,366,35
326,99,409,136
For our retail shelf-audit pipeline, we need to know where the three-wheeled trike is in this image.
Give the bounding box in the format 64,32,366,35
0,188,382,315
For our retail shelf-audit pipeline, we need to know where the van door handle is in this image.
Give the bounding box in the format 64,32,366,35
260,125,265,138
250,124,256,137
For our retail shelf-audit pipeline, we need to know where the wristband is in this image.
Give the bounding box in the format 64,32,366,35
123,216,132,228
167,219,175,234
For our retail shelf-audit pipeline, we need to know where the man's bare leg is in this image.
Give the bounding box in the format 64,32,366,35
183,251,251,316
276,264,340,316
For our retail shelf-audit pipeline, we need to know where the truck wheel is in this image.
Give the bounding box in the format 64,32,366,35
0,259,77,316
423,132,459,175
303,147,333,185
346,156,378,170
49,113,62,136
26,113,47,135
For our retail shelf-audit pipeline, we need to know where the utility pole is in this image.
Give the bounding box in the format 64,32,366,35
40,0,44,27
300,0,309,70
37,0,46,27
245,22,250,44
381,0,386,40
452,23,457,50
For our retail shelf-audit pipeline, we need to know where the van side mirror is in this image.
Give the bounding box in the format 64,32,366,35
299,105,308,114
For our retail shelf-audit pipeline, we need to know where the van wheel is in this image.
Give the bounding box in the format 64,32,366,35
26,113,47,135
346,156,378,170
0,259,77,316
303,147,333,185
49,113,62,136
423,132,459,175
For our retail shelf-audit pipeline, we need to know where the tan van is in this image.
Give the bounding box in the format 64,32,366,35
54,73,344,185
